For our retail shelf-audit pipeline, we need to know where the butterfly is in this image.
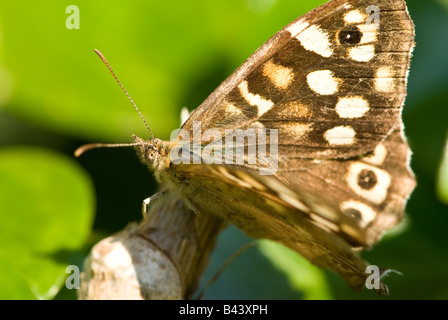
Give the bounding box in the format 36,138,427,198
77,0,415,295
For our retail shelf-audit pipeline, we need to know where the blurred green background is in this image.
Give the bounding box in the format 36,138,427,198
0,0,447,300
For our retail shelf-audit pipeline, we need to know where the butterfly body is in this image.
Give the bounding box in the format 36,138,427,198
128,0,416,293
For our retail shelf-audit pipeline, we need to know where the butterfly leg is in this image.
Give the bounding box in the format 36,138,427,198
142,190,167,218
184,198,200,215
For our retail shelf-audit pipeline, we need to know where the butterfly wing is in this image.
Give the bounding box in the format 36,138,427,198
165,0,415,290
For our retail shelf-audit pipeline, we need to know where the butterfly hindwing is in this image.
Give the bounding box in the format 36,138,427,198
275,123,415,246
170,161,375,291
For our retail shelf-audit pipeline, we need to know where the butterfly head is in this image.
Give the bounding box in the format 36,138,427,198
132,135,172,174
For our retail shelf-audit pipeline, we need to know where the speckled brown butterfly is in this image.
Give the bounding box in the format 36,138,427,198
77,0,415,294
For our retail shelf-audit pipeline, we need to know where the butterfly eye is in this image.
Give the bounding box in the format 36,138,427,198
148,150,157,162
338,26,363,46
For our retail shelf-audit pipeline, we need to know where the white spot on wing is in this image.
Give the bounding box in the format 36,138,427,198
335,96,370,119
238,80,274,117
285,20,309,37
324,126,356,145
348,44,375,62
296,25,333,57
346,162,391,204
364,144,387,165
375,66,395,92
344,10,366,24
306,70,339,95
262,60,295,90
357,23,379,44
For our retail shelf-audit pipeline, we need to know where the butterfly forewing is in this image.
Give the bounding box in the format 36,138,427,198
183,0,414,162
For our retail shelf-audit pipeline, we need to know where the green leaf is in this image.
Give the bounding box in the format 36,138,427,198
437,133,448,204
436,0,448,12
0,147,94,299
258,240,332,300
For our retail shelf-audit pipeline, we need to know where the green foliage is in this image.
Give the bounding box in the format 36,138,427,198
258,240,331,300
437,134,448,204
0,148,93,299
0,0,447,299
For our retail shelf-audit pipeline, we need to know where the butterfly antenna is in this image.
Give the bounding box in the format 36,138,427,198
74,141,144,158
94,49,154,140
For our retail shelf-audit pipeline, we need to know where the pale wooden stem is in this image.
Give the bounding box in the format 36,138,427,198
78,192,225,299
